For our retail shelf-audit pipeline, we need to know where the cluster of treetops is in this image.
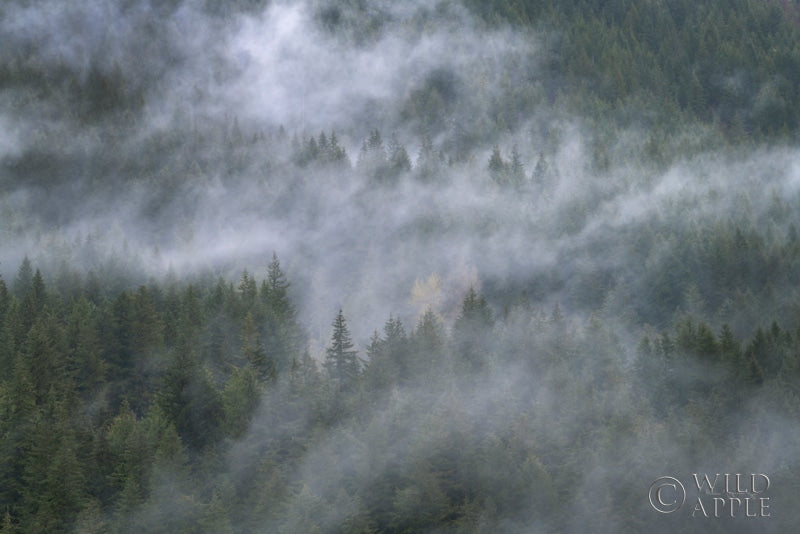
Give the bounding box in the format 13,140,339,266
2,251,800,531
5,0,800,148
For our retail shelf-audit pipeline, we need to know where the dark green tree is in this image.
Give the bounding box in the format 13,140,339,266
260,253,304,374
410,308,446,377
238,270,258,311
222,365,261,439
453,288,494,372
12,258,33,300
157,330,224,450
241,311,276,382
324,310,360,390
65,297,106,399
488,146,506,176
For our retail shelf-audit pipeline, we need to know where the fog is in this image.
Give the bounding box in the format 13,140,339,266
2,0,799,531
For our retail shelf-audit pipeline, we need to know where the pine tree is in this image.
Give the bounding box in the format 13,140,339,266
241,311,275,382
37,426,86,531
718,324,748,384
488,146,506,176
0,283,16,374
18,268,45,336
238,270,257,311
263,253,292,321
29,271,46,316
453,288,494,371
289,349,320,397
317,131,329,155
509,145,525,186
0,278,9,325
157,334,224,450
456,288,494,327
24,313,68,404
388,135,412,180
0,355,37,516
222,366,261,438
66,297,106,398
411,308,445,377
325,131,348,165
363,316,410,391
260,254,302,374
358,129,388,181
324,310,359,390
12,258,33,300
382,316,409,382
364,330,388,391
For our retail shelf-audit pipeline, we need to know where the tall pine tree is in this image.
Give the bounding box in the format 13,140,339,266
324,310,359,390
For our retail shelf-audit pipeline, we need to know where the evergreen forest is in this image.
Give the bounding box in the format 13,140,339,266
2,0,800,532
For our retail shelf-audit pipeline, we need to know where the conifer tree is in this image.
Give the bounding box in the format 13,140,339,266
0,278,8,323
324,310,359,390
364,330,387,391
411,308,445,377
12,258,33,300
289,349,320,397
382,316,409,382
358,129,388,181
222,366,261,438
65,297,106,398
509,145,525,186
453,288,494,371
238,270,257,311
388,135,412,179
488,146,506,175
363,316,410,391
263,253,292,321
326,131,348,165
241,311,275,382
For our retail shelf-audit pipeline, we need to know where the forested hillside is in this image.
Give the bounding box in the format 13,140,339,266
2,0,800,532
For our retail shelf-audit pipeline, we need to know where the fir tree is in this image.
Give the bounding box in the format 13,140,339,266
453,288,494,371
261,253,303,374
12,258,33,300
324,310,359,390
241,312,275,382
509,145,525,186
488,145,506,175
411,308,445,377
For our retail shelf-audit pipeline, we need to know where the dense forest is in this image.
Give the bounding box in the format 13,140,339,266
2,0,800,532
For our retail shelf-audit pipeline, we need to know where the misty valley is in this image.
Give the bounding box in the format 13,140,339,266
2,0,800,532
